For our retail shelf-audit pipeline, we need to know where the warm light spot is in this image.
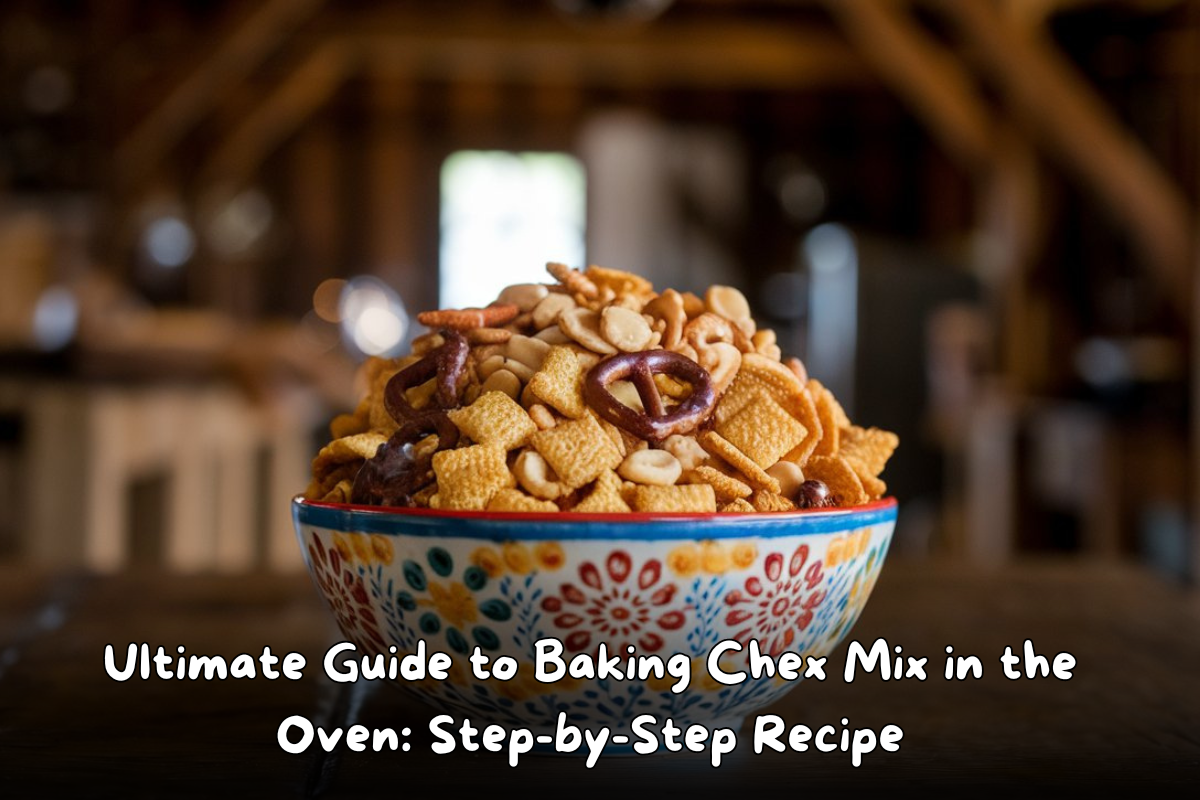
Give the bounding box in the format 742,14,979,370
439,150,586,308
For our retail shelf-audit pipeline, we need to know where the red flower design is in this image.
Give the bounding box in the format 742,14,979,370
308,535,387,653
540,551,684,653
723,544,826,656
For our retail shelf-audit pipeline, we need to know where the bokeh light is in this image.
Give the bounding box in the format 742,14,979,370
338,276,409,358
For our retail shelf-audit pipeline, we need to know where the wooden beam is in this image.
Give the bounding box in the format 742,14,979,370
354,21,870,90
199,40,353,191
114,0,325,191
933,0,1196,319
197,21,872,191
1001,0,1190,30
825,0,995,173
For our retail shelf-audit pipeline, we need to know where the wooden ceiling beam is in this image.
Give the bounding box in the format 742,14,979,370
114,0,325,192
932,0,1195,319
198,21,873,192
354,23,870,89
825,0,996,174
199,40,353,192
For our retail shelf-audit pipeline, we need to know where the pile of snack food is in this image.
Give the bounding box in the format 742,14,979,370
304,264,897,513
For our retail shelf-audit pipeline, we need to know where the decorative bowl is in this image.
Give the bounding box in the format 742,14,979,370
293,498,897,737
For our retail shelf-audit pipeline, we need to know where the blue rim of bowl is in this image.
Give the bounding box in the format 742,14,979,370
293,496,898,540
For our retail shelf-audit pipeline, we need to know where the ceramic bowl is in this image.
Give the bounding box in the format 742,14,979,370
293,499,897,736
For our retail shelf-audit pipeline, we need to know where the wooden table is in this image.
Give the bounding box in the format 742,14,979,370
3,559,1198,793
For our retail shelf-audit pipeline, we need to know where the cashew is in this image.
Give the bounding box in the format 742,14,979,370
681,291,706,319
643,289,686,349
662,434,710,472
752,329,782,361
618,448,683,486
701,342,742,395
513,450,563,500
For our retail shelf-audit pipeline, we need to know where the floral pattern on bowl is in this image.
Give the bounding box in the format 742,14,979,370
294,499,897,735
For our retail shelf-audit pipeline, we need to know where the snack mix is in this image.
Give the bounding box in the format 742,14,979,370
304,264,897,514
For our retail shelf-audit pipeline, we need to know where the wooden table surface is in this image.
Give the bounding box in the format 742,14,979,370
2,558,1198,795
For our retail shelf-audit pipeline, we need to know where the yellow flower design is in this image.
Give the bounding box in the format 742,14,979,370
427,581,477,630
827,537,846,568
470,546,505,577
350,534,374,564
700,541,730,574
730,542,757,570
667,544,699,577
534,541,565,571
332,533,354,564
502,542,533,573
370,534,394,564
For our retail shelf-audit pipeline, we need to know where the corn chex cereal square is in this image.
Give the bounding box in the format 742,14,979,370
740,353,805,398
782,386,823,466
713,372,760,426
631,483,716,513
311,431,388,481
715,389,807,469
528,346,587,419
447,391,537,451
572,469,632,513
329,412,367,440
839,425,899,477
486,488,559,513
305,461,360,500
808,379,843,456
530,413,623,489
320,479,354,504
750,490,795,512
686,465,752,502
698,431,782,495
804,455,868,506
431,444,515,510
847,458,886,500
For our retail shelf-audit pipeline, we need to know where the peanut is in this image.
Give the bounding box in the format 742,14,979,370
766,460,805,499
532,325,572,345
559,308,618,355
497,283,549,312
601,305,653,352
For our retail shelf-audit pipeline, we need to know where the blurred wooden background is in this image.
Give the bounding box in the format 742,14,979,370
0,0,1196,577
